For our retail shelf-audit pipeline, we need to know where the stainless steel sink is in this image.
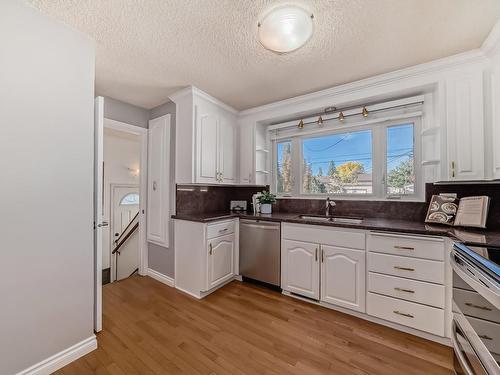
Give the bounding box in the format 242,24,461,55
298,215,363,224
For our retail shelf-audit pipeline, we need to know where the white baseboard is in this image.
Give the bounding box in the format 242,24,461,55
16,335,97,375
147,268,175,287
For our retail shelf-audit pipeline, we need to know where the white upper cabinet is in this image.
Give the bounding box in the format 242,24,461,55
219,112,237,183
147,114,171,247
445,70,485,181
170,87,238,184
196,99,219,183
489,54,500,180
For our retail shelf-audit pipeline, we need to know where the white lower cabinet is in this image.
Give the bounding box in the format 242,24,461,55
281,224,366,313
282,239,320,300
321,245,366,312
174,219,237,299
282,224,450,341
206,234,235,291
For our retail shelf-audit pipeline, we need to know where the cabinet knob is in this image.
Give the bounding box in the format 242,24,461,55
209,243,213,255
152,181,157,191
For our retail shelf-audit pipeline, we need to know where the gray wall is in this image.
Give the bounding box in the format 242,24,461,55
103,96,150,128
0,1,95,373
100,98,177,278
149,101,176,278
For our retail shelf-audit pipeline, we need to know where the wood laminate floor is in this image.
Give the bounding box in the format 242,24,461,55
55,276,453,375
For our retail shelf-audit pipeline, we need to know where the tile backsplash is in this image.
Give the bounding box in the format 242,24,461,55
175,182,500,229
176,184,268,215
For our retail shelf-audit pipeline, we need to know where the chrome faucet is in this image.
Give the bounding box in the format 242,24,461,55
325,197,336,216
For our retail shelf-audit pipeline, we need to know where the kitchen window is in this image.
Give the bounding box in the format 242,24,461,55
272,118,421,200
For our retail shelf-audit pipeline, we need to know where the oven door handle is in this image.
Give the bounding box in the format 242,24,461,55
451,321,475,375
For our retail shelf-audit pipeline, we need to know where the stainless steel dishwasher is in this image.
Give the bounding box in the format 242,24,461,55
239,219,281,287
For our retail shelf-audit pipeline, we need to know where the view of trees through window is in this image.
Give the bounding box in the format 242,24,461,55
276,123,416,197
386,124,415,195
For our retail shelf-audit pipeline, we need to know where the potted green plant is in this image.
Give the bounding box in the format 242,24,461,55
257,191,276,214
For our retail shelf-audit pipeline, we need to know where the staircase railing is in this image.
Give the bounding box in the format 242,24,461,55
113,212,139,247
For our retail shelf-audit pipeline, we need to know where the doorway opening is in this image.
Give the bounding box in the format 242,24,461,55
102,123,147,284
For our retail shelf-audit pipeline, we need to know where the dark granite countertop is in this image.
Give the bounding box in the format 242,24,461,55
172,211,500,247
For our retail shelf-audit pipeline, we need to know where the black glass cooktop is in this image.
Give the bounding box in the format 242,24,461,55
454,243,500,281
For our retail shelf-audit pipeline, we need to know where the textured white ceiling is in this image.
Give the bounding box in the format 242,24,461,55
28,0,500,110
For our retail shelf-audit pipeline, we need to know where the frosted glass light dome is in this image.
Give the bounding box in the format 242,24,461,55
258,5,314,54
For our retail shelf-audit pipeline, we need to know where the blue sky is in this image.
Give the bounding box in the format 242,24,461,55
278,123,414,176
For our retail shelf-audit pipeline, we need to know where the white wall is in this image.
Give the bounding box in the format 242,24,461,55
102,129,141,269
0,1,96,374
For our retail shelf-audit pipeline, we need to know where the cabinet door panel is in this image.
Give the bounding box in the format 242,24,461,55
446,71,484,180
147,115,170,246
321,245,366,312
196,103,219,183
207,234,234,290
220,113,237,183
282,239,319,300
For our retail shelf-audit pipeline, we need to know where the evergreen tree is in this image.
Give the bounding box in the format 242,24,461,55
387,157,414,194
302,159,313,193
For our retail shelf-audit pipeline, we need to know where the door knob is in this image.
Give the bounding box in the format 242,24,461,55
97,221,108,227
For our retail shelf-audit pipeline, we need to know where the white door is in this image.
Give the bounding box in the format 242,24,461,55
147,115,170,247
196,100,219,183
282,239,320,300
93,96,104,332
206,234,235,290
219,112,236,184
112,186,139,281
112,186,139,243
321,245,366,312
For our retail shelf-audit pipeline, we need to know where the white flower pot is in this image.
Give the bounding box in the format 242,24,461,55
260,203,272,214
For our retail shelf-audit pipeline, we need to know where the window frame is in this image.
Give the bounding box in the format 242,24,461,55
271,116,423,201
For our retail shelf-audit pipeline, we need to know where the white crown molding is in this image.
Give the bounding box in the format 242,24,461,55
16,336,97,375
238,49,486,119
169,86,238,114
147,268,175,287
481,19,500,58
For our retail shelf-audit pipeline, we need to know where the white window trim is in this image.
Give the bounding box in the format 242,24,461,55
271,116,424,202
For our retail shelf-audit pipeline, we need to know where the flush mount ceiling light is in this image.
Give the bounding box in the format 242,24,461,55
258,5,314,54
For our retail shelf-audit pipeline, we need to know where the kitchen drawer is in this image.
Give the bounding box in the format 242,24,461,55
367,292,445,336
454,288,498,322
368,252,444,284
368,232,445,261
207,220,235,239
368,272,445,308
282,223,365,250
468,316,500,355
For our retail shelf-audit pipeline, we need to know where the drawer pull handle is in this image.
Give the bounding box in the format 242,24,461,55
479,334,493,340
394,246,414,251
394,287,415,294
465,302,492,311
219,228,229,233
394,266,415,272
209,243,213,255
315,248,318,262
393,310,414,318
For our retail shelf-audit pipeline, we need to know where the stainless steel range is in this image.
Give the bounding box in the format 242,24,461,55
451,243,500,375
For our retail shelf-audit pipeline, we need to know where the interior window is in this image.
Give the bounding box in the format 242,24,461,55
386,124,415,196
120,193,139,205
301,130,373,194
276,141,293,194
